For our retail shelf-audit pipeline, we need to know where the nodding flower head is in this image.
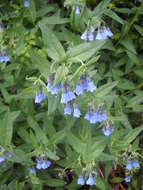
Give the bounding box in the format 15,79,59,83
0,156,5,164
36,157,51,170
73,105,81,118
51,82,62,95
125,174,132,183
35,91,45,104
75,76,96,95
24,0,29,8
81,30,88,41
46,76,54,92
64,103,73,115
0,55,9,62
126,159,140,171
86,174,96,186
61,85,76,104
102,124,114,137
77,175,85,186
85,110,107,124
74,6,80,15
96,26,113,40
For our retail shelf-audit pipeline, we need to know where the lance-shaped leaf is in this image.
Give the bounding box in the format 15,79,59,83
39,22,66,62
67,40,105,63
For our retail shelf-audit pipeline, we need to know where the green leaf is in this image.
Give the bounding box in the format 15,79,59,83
134,24,143,37
104,9,124,24
48,94,60,115
120,37,137,54
94,81,118,98
29,0,36,22
47,178,66,187
39,22,66,61
67,40,105,62
46,149,59,161
0,110,20,146
134,69,143,79
118,79,135,90
124,125,143,144
37,6,55,18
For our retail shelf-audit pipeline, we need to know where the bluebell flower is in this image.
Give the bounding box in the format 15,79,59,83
0,156,5,164
88,32,94,42
86,175,96,186
86,79,96,92
73,105,81,118
35,91,45,104
74,82,83,96
77,175,85,186
125,174,132,183
0,56,9,62
61,86,76,104
132,160,140,169
81,30,88,41
51,83,61,95
126,161,133,171
46,78,53,92
75,6,80,15
96,26,113,40
64,103,73,115
102,125,114,137
29,167,36,174
36,158,51,170
24,0,29,8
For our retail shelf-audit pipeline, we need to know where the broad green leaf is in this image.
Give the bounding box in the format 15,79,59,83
134,24,143,37
67,40,105,62
120,37,137,54
94,81,118,98
118,79,135,90
46,149,59,161
37,6,55,18
39,22,66,61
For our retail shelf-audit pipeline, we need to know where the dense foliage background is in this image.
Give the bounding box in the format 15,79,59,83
0,0,143,189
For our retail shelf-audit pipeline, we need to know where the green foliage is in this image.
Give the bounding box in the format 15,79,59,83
0,0,143,189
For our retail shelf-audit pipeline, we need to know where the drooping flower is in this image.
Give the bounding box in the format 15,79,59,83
0,156,5,164
74,82,84,96
51,83,62,95
81,26,95,42
36,157,51,170
64,103,73,115
61,85,76,104
73,105,81,118
77,175,85,186
125,174,132,183
24,0,29,8
132,160,140,169
102,124,114,137
86,174,96,186
46,76,53,92
81,30,88,41
85,110,107,124
126,161,132,171
35,91,45,104
126,160,140,171
96,26,113,40
29,167,36,174
74,6,80,15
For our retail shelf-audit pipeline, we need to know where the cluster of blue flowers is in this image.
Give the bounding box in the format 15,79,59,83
125,159,140,183
35,91,45,104
85,110,107,124
126,159,140,170
102,124,114,137
36,157,51,170
24,0,29,8
77,173,97,186
81,26,113,41
81,26,95,42
0,55,9,63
